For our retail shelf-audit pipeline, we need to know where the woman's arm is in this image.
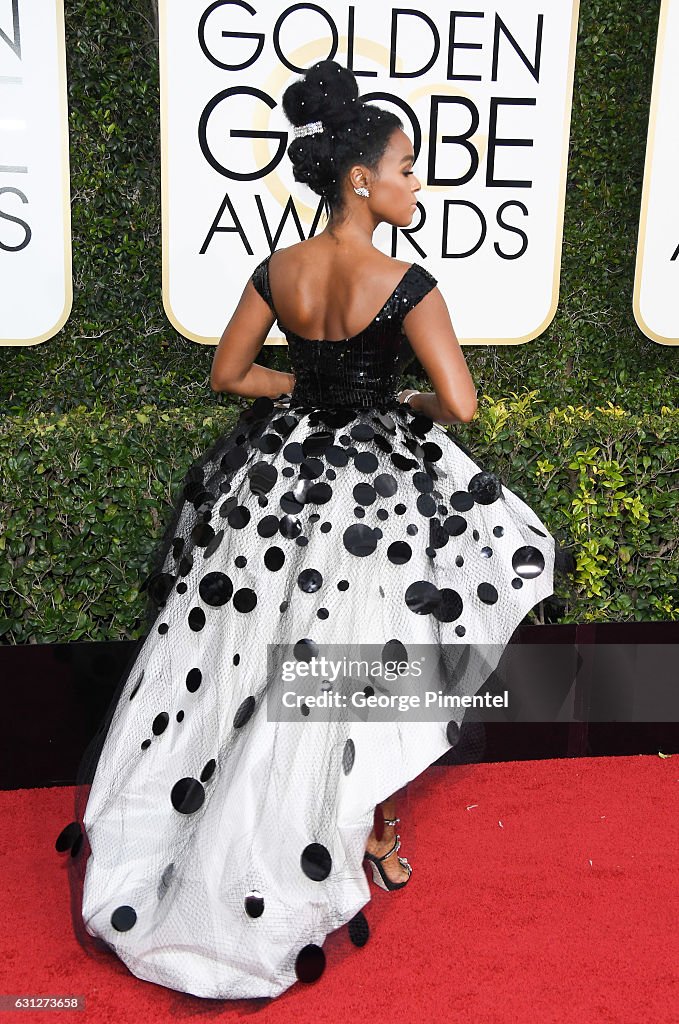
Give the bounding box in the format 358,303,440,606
397,387,468,425
210,279,295,398
400,287,478,425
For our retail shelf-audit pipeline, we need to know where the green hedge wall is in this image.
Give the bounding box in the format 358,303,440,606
1,1,678,640
1,399,677,643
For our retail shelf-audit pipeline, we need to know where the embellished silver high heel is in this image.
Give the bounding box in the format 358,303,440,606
363,817,413,892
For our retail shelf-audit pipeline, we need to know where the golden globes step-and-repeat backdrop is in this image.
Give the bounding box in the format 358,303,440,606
1,1,676,347
0,0,72,346
159,0,580,346
633,0,679,346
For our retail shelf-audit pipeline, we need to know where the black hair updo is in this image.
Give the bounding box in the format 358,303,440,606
282,59,404,220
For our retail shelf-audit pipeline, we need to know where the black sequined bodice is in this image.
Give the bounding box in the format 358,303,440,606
251,254,438,411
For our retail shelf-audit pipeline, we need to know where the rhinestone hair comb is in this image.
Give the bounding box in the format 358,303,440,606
293,120,324,138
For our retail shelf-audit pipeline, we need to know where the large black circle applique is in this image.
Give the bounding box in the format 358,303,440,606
300,843,332,881
298,568,323,593
405,581,441,614
199,571,233,606
468,471,503,504
295,944,325,983
343,524,378,557
512,545,546,578
111,906,137,932
245,890,265,918
171,778,205,814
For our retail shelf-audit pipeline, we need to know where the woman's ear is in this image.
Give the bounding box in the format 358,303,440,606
349,164,369,191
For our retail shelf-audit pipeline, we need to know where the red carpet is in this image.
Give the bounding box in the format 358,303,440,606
2,755,677,1023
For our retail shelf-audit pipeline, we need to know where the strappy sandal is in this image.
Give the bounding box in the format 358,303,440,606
363,817,413,891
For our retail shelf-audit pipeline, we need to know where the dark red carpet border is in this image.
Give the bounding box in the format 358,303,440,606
1,755,677,1023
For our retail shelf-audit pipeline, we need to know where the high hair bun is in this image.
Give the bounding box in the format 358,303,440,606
282,59,404,219
282,59,362,132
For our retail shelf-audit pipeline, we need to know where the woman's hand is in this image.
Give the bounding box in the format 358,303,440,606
397,388,420,406
397,387,463,427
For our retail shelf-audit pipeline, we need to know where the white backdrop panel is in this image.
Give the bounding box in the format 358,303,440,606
160,1,580,346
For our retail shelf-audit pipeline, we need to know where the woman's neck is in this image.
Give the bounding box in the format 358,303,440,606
321,212,379,250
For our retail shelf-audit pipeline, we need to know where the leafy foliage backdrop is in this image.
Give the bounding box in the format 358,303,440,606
1,1,677,641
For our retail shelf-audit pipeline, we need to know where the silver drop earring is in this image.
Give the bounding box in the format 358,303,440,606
354,186,370,197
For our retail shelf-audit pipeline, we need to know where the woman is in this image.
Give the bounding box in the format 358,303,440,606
211,61,479,894
56,59,570,1001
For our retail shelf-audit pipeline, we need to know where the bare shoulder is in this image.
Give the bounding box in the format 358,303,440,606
364,253,411,273
267,241,303,266
362,254,415,291
388,256,415,274
267,239,319,276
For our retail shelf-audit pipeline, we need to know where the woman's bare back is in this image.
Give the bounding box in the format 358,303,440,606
267,239,413,342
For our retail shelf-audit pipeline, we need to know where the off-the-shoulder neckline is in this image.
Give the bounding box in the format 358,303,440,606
260,255,428,343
